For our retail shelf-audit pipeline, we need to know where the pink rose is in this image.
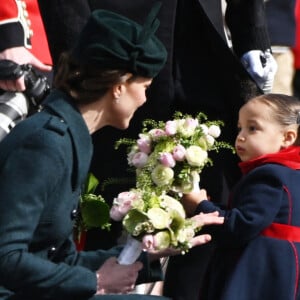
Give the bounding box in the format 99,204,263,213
142,234,155,250
148,129,166,140
172,144,186,161
132,152,148,168
110,191,138,221
109,205,124,221
137,134,152,154
184,118,198,130
159,152,176,168
165,120,177,135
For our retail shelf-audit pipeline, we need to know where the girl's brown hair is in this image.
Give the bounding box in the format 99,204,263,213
247,93,300,145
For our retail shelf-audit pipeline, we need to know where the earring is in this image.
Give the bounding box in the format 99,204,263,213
114,97,120,104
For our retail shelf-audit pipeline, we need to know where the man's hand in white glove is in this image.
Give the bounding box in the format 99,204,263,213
241,50,277,94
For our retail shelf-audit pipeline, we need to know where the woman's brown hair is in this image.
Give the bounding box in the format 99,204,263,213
53,52,138,104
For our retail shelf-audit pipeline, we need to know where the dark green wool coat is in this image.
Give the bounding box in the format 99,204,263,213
0,90,167,300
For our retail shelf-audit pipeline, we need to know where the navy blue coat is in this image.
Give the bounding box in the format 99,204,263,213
0,90,166,300
197,156,300,299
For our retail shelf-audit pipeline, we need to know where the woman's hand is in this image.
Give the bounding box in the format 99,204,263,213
95,257,143,295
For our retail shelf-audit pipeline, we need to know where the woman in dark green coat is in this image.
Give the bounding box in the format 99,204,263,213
0,6,223,300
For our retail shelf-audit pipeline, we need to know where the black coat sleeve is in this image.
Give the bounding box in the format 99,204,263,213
225,0,271,57
37,0,92,65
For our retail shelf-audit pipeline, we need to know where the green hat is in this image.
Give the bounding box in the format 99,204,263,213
72,3,167,78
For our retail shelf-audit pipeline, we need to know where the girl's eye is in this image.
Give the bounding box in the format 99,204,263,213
249,126,257,132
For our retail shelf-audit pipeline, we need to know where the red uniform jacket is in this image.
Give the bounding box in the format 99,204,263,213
0,0,52,65
293,0,300,69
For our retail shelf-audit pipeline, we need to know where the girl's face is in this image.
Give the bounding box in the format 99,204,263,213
107,77,152,129
235,100,286,162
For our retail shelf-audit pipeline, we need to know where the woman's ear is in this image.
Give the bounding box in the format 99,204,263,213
112,83,122,99
283,128,297,147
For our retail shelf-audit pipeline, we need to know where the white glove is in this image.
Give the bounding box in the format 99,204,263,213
241,49,277,94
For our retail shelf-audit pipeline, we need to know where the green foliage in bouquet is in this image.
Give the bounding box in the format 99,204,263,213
115,111,234,196
111,188,201,253
77,173,111,231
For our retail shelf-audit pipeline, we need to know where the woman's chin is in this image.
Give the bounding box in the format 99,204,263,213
115,121,130,130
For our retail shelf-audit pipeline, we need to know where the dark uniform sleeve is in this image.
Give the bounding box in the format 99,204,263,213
0,0,33,51
225,0,271,57
37,0,92,65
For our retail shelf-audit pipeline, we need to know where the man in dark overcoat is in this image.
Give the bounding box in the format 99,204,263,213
37,1,273,299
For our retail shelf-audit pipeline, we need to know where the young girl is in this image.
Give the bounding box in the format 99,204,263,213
183,93,300,300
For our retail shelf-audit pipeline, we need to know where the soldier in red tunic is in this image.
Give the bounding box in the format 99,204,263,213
0,0,52,91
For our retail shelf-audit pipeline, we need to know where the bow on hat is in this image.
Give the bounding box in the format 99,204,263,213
72,2,167,78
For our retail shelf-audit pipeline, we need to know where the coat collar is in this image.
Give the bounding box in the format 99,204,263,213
239,146,300,175
42,90,93,189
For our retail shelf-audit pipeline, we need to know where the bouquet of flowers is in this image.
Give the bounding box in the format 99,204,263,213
110,188,200,263
112,112,232,264
116,112,231,195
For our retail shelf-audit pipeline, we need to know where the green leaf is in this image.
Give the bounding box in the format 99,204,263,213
80,194,110,230
123,209,149,234
85,173,99,194
169,209,185,233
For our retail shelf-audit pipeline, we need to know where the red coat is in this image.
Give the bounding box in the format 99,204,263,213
0,0,52,65
293,0,300,69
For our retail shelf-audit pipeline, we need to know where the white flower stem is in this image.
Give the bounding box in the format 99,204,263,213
118,235,143,265
191,171,200,192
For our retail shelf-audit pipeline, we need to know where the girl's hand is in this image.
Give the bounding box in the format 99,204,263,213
148,211,224,259
181,188,208,217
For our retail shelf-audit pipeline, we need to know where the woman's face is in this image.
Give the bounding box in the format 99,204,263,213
107,77,152,129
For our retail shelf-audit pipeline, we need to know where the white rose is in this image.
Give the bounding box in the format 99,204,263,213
206,135,215,146
199,124,209,135
208,125,221,138
185,145,208,167
151,164,174,186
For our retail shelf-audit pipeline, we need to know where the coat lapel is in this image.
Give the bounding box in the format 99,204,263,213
196,0,227,40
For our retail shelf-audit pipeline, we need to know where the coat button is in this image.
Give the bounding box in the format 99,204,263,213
48,246,56,258
71,209,78,220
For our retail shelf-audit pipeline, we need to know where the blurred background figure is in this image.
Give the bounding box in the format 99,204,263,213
0,0,52,90
0,1,52,142
292,0,300,97
265,0,297,95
